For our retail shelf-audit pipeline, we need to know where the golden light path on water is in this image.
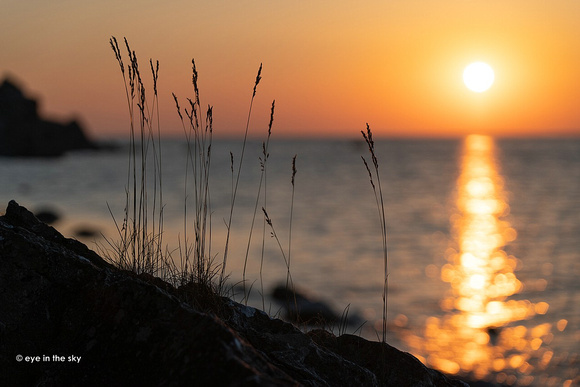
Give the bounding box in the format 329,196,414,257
403,135,563,385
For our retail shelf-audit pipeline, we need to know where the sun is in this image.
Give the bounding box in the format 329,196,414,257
463,62,495,93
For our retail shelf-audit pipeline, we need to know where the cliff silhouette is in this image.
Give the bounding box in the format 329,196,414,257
0,78,97,157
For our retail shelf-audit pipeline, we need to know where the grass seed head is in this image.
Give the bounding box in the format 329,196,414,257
253,63,263,97
110,37,124,75
292,155,297,186
192,59,200,107
150,59,159,96
206,105,213,133
172,93,183,120
268,100,275,136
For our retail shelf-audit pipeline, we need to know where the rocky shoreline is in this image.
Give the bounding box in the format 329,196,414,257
0,200,468,386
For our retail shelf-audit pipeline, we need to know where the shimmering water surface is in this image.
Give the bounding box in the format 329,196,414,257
1,137,578,385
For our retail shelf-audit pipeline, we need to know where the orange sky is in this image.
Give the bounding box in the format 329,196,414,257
2,1,579,139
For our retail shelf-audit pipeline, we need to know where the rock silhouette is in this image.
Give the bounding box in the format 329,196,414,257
0,78,97,157
272,284,363,326
0,200,468,386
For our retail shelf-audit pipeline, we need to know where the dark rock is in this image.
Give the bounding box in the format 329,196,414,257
1,200,110,270
0,200,469,386
0,78,98,157
308,329,467,387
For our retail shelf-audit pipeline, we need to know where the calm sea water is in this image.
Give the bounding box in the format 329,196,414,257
1,138,578,385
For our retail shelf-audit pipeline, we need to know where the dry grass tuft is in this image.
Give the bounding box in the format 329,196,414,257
104,37,170,281
106,38,390,347
107,38,284,302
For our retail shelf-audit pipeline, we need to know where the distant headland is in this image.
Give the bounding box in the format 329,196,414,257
0,78,98,157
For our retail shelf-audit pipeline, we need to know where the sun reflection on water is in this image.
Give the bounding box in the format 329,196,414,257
403,135,563,384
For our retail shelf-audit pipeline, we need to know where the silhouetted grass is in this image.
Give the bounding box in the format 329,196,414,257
171,58,216,290
105,37,170,281
106,37,292,301
361,124,389,343
262,206,298,318
242,100,275,307
106,37,390,346
220,64,263,292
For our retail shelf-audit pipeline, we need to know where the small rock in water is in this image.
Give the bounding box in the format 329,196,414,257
34,208,60,224
272,284,358,325
73,226,100,238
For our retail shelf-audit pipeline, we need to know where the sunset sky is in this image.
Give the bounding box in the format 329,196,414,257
2,1,579,139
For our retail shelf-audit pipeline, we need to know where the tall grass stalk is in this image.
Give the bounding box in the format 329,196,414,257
147,57,164,276
262,154,298,318
219,63,263,292
107,37,168,279
242,100,275,307
287,155,297,297
361,124,389,343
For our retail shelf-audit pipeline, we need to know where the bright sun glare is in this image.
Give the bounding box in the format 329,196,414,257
463,62,495,93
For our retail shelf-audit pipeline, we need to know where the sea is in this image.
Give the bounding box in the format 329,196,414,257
1,136,578,386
